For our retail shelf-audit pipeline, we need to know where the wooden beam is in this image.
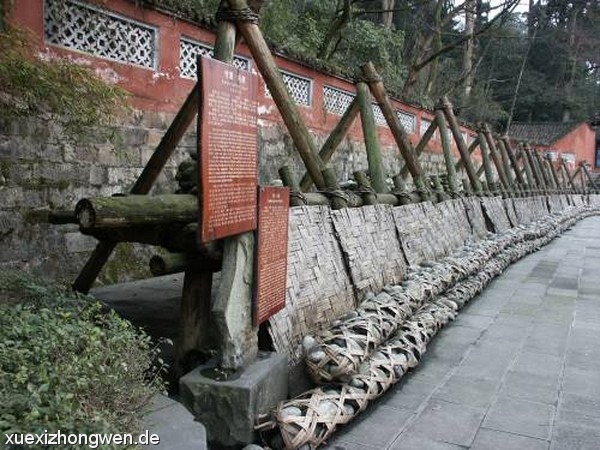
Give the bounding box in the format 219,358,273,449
229,0,325,189
360,62,425,183
356,82,387,193
436,110,458,193
482,124,510,191
440,96,481,193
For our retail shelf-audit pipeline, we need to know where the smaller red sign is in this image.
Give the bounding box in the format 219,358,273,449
254,186,290,325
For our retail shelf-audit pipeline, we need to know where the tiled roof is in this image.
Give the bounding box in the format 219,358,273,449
508,122,582,146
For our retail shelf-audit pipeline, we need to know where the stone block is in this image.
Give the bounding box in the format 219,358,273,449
65,232,97,253
143,394,207,450
179,351,288,448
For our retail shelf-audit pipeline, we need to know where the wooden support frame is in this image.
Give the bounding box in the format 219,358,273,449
440,96,481,193
229,0,326,190
360,63,426,186
482,124,510,192
398,116,439,178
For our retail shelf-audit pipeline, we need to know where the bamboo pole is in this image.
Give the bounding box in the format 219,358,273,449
360,63,426,185
299,97,360,191
229,0,325,189
356,82,387,193
436,110,459,193
440,96,481,193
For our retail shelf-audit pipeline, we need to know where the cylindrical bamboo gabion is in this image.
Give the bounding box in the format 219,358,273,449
260,202,596,450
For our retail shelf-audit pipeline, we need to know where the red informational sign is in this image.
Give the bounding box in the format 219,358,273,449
254,186,290,325
198,57,259,243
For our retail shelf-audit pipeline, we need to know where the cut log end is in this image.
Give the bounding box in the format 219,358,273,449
75,199,96,229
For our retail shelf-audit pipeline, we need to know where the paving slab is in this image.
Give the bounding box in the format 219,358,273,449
471,428,549,450
325,217,600,450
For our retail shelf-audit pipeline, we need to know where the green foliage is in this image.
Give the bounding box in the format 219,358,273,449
0,272,165,450
0,27,128,143
261,1,405,86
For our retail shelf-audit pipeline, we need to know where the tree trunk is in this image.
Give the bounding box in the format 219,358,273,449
463,0,476,99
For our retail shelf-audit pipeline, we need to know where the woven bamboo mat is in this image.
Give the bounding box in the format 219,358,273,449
512,198,533,224
268,206,357,365
420,201,454,258
462,197,489,239
481,196,512,233
331,204,407,299
391,203,436,266
503,198,519,227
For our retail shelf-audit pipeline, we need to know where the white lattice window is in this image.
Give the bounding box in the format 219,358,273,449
179,37,250,78
396,110,416,133
372,104,387,125
265,71,312,106
323,86,355,115
44,0,157,69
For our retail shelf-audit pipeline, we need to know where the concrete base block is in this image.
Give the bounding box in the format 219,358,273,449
180,351,288,449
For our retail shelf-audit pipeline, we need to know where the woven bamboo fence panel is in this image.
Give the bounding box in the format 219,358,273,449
331,204,407,299
260,203,599,449
503,199,519,227
481,197,512,233
447,199,474,244
268,206,356,365
462,197,489,239
420,201,453,258
391,203,436,266
535,196,550,218
512,198,533,225
571,195,585,207
547,195,560,214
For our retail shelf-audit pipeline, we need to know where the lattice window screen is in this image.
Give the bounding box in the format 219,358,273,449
323,86,355,115
44,0,157,69
265,71,312,106
396,110,416,133
371,104,387,125
179,37,250,78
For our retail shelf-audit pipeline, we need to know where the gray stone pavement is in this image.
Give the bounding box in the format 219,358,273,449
324,216,600,450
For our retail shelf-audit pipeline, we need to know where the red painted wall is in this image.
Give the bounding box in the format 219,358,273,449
7,0,475,161
532,123,596,170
